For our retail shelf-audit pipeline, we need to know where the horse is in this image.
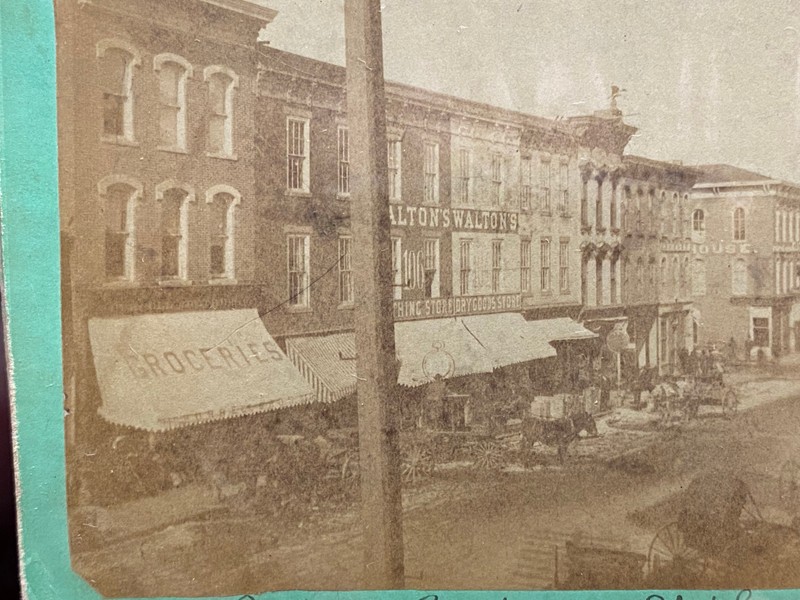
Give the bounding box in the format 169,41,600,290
521,411,599,464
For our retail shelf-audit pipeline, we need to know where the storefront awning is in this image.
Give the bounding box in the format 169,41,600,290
527,317,599,342
88,309,315,431
459,313,557,368
285,333,357,404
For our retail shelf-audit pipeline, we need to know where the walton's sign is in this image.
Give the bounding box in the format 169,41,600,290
389,204,518,232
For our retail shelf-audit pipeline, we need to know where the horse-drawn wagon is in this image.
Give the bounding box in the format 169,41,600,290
651,373,738,425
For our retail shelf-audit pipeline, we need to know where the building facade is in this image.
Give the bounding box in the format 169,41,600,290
690,165,800,359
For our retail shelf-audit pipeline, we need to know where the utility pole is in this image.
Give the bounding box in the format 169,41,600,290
344,0,405,589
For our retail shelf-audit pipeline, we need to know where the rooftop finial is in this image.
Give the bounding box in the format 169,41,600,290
610,85,626,114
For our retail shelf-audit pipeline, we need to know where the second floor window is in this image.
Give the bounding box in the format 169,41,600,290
521,157,532,211
491,154,503,207
559,240,569,293
158,187,191,280
733,207,746,241
207,188,238,280
98,42,138,142
732,258,747,296
391,237,403,300
459,239,472,296
287,234,310,307
387,140,402,201
337,126,350,196
520,240,531,293
424,238,440,298
102,180,139,280
540,238,551,292
287,117,310,192
338,236,353,305
491,240,502,292
205,68,236,157
155,56,190,150
424,142,439,204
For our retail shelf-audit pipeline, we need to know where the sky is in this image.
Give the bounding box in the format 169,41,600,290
256,0,800,183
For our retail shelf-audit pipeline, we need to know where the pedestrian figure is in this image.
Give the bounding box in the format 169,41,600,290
727,337,737,363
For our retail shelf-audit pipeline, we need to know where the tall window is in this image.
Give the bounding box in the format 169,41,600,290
491,240,502,292
459,239,472,296
387,139,402,202
155,55,190,150
610,256,618,304
423,238,440,298
337,126,350,196
423,142,439,204
559,161,569,214
622,187,631,230
205,67,237,157
660,257,668,288
581,177,589,227
753,317,770,347
692,259,706,296
649,257,656,285
595,179,603,229
648,190,656,233
337,236,353,305
287,117,310,192
539,159,551,213
491,154,503,207
636,258,644,289
672,193,679,236
733,207,746,241
521,157,532,211
659,192,667,235
692,209,705,232
287,234,310,307
520,239,531,293
559,240,569,293
540,238,551,291
207,187,239,280
157,185,192,280
458,148,471,205
672,257,679,294
636,189,644,231
610,183,618,229
732,258,747,296
98,41,139,142
101,178,140,280
596,257,604,305
391,237,403,300
680,257,688,296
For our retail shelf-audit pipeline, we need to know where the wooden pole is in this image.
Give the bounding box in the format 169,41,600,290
344,0,405,589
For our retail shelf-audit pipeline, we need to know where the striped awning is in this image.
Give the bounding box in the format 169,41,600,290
285,333,357,404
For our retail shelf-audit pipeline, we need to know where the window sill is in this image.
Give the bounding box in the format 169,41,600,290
286,305,313,314
158,146,189,155
390,197,403,204
336,193,351,201
285,190,312,199
158,279,193,287
540,289,553,297
101,135,139,148
206,151,238,161
540,211,553,217
338,302,355,311
208,278,238,286
102,279,138,288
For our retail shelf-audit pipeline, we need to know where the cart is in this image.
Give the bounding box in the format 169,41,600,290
646,471,800,588
652,375,738,425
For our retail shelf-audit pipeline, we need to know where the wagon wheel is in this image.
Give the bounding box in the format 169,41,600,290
647,521,705,578
779,460,800,513
472,441,503,471
401,444,433,484
721,388,739,418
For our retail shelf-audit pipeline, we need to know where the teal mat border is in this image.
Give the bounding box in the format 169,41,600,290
0,0,796,599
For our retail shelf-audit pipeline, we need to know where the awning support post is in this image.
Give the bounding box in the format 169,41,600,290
344,0,405,589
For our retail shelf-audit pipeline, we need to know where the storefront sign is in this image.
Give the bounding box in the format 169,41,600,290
393,293,521,321
389,204,518,232
774,242,800,253
692,242,752,255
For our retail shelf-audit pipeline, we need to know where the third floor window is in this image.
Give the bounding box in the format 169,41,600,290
287,117,310,192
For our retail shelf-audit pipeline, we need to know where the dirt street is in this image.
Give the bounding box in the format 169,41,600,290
75,371,800,596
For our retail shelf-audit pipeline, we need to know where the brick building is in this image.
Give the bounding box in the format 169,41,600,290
689,164,800,359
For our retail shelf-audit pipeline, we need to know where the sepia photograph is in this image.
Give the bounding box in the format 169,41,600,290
53,0,800,595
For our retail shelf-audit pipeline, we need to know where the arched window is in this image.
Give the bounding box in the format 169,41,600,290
648,190,656,233
648,256,656,285
692,209,705,232
659,192,667,235
732,258,747,296
204,66,238,158
154,54,192,150
97,40,141,142
660,257,667,287
682,195,691,236
672,256,679,293
672,193,679,236
636,257,644,289
99,175,141,280
636,189,644,231
156,182,195,280
733,207,746,241
206,185,241,280
622,187,631,230
681,256,689,296
692,259,706,296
